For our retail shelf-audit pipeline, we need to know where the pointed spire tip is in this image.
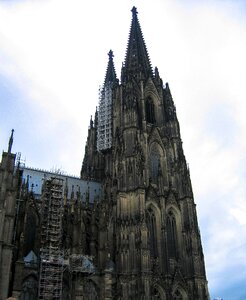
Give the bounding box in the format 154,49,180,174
8,129,14,153
104,49,118,84
108,50,114,60
131,6,138,17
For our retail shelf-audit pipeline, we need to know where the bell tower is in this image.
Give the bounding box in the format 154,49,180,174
81,7,209,299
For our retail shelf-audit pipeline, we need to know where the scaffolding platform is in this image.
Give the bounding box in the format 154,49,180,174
38,177,64,300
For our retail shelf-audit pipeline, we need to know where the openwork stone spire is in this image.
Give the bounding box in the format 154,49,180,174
124,6,152,80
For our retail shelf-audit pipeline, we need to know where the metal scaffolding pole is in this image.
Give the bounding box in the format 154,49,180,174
97,84,113,151
38,177,64,300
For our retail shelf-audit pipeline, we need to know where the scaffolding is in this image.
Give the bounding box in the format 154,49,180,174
97,84,113,151
38,177,64,300
69,254,95,274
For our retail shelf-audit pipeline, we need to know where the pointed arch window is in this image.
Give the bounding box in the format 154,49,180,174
152,287,162,300
24,210,37,256
20,276,38,300
149,147,160,183
167,211,178,258
173,289,183,300
146,97,156,124
147,208,158,258
84,280,99,300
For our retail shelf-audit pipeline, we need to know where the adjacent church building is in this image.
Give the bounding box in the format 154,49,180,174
0,7,210,300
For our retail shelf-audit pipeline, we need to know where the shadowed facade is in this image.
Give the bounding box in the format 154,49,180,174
80,7,210,299
0,7,209,300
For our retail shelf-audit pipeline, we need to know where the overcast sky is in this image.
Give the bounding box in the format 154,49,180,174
0,0,246,299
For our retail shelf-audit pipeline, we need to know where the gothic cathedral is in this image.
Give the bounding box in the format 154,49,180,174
0,7,209,300
81,6,209,300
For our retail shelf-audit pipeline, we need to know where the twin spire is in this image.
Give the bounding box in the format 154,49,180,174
104,50,118,85
124,6,152,78
104,6,152,84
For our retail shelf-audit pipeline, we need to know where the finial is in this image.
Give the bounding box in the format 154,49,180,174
108,50,114,60
8,129,14,153
131,6,138,17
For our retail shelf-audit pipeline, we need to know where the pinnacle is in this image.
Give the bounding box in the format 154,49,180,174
8,129,14,153
104,50,118,85
108,49,114,60
131,6,138,17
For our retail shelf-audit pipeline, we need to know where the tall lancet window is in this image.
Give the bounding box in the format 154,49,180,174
147,208,158,258
20,276,38,300
146,97,156,124
24,210,37,256
173,289,183,300
149,147,160,183
167,211,178,258
152,287,162,300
